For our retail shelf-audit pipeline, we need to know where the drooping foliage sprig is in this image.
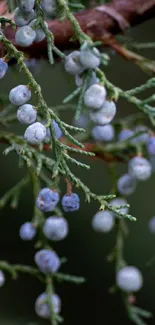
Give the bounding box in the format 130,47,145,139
1,0,155,324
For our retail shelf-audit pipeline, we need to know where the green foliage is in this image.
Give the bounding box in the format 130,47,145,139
1,0,155,324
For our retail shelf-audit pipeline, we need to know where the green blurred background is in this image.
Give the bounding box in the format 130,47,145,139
0,18,155,325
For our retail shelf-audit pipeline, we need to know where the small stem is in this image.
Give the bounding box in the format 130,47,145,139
65,177,72,194
46,275,58,325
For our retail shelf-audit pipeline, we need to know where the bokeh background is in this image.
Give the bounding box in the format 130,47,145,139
0,17,155,325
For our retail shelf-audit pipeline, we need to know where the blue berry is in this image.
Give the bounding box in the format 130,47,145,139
128,156,152,181
41,120,62,139
29,19,48,42
75,74,83,87
41,0,56,16
17,104,37,124
0,59,8,79
149,155,155,173
19,222,36,240
84,84,106,109
35,249,60,273
19,0,35,13
36,188,59,212
62,193,80,212
14,7,36,26
91,124,114,142
24,122,46,144
43,216,68,241
46,120,63,139
64,51,85,75
92,210,114,233
148,217,155,233
147,136,155,156
117,173,136,196
87,72,100,88
118,129,134,142
80,43,100,69
35,292,61,319
24,58,40,74
72,114,89,128
116,266,143,293
0,271,5,287
110,197,129,216
15,26,36,47
132,125,149,144
75,71,99,88
89,100,116,125
9,85,31,106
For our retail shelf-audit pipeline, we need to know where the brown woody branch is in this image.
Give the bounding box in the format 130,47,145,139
1,0,155,57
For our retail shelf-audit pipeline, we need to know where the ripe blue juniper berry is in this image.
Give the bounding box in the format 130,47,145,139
89,100,116,125
29,19,48,42
19,222,36,240
72,114,89,128
75,71,99,88
61,193,80,212
34,249,61,273
15,25,36,47
79,42,101,69
116,266,143,293
0,59,8,79
110,197,129,216
36,188,60,212
117,173,137,196
9,85,31,106
132,125,149,144
64,51,85,75
84,84,107,109
14,7,36,26
24,122,47,144
118,128,134,142
46,120,63,139
35,249,61,273
148,216,155,233
91,124,115,142
35,292,61,319
147,135,155,156
0,271,5,288
41,0,57,16
128,156,152,181
17,104,37,124
43,216,69,241
19,0,35,13
92,210,114,233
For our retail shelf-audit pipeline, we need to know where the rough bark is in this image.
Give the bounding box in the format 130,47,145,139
1,0,155,57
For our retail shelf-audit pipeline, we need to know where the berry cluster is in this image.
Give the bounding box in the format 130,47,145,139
1,0,155,323
19,187,80,319
14,0,56,47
